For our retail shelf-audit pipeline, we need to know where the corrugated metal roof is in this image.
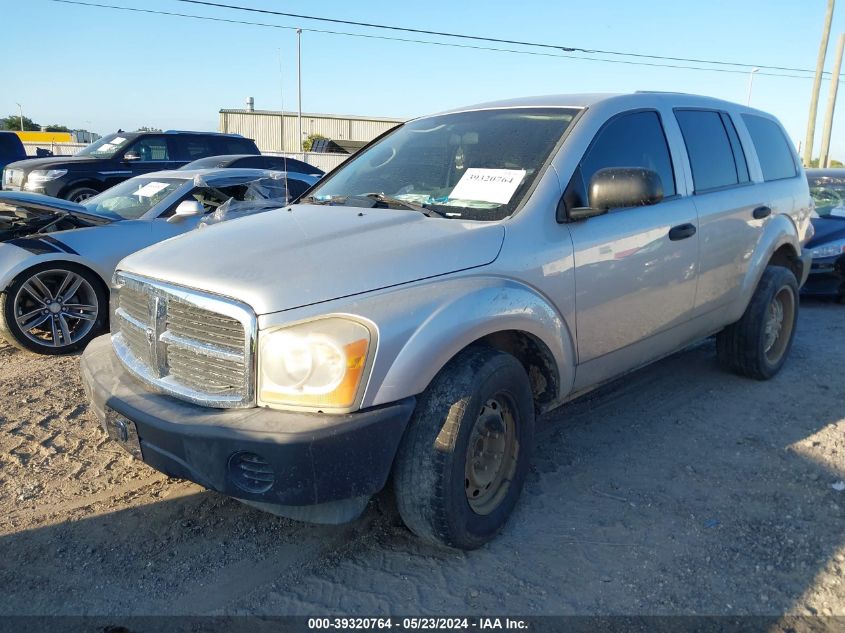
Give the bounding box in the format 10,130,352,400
219,109,404,123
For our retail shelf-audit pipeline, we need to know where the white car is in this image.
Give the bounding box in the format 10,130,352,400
0,168,317,354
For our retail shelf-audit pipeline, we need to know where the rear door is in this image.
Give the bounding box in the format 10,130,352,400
171,135,218,167
674,109,775,312
567,109,700,363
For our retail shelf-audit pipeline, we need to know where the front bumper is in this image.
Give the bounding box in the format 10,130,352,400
80,335,415,520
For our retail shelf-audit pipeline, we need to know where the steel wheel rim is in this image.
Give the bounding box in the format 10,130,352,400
13,269,98,348
464,395,519,515
72,191,95,202
763,285,795,363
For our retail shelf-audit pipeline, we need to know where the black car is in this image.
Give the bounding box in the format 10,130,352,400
803,168,845,300
0,132,27,182
182,154,324,176
1,130,260,203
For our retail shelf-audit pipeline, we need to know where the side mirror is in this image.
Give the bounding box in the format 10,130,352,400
567,167,664,222
123,151,141,162
167,199,204,223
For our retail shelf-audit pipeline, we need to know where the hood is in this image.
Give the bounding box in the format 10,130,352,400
120,204,506,314
808,217,845,248
0,190,87,216
5,155,103,172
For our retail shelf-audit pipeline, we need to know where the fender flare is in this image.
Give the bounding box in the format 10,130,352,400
364,276,576,408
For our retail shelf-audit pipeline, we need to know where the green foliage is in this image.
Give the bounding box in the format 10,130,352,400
302,133,328,152
0,114,40,131
44,125,70,132
808,158,844,168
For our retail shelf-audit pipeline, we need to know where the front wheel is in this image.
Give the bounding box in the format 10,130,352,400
0,263,107,354
717,265,799,380
392,346,535,549
64,186,99,203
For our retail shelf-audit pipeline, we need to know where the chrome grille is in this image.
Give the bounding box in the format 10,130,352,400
111,272,256,408
167,302,244,350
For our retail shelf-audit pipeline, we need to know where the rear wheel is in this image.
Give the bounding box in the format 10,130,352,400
392,346,534,549
0,263,107,354
716,265,798,380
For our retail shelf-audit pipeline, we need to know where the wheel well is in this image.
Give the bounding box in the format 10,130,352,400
59,180,103,198
476,330,559,408
768,244,802,280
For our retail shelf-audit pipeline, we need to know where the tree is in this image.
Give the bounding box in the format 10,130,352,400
0,114,40,131
808,157,844,168
44,124,70,133
302,133,327,152
135,126,162,132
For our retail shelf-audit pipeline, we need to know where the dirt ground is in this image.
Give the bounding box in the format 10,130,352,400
0,299,844,618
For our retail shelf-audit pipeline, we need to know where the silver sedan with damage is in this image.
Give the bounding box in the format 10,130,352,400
0,168,316,353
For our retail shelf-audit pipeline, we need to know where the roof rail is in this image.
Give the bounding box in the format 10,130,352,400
163,130,244,137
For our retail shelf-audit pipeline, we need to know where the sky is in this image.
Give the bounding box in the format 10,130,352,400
3,0,845,160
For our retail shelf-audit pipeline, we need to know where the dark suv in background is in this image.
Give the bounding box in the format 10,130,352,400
1,130,260,202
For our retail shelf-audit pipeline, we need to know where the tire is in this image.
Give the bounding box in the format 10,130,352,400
716,265,799,380
0,262,107,354
393,346,535,549
63,186,99,203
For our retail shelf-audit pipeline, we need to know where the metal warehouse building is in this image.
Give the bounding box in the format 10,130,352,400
218,108,403,172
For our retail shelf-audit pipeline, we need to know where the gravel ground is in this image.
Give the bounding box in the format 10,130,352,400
0,299,843,618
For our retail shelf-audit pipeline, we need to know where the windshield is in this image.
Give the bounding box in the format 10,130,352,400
810,177,845,219
82,177,186,220
76,133,133,159
306,107,578,221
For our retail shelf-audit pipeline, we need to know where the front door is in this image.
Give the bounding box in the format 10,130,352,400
565,110,699,366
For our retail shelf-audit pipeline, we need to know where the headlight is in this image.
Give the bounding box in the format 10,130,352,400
258,317,372,412
811,242,845,259
24,169,67,190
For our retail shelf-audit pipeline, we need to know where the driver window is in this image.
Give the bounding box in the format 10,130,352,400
564,111,676,210
127,136,170,162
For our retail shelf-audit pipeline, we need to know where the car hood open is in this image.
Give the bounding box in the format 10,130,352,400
119,204,505,315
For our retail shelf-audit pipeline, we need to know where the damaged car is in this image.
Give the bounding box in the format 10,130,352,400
0,168,317,354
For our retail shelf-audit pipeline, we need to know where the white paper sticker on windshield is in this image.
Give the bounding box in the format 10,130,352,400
831,205,845,218
133,182,169,198
448,168,526,205
112,137,127,145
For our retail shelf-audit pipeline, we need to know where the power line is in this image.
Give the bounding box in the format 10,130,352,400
48,0,828,80
174,0,838,78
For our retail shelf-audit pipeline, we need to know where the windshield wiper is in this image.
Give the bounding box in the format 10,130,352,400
360,193,448,218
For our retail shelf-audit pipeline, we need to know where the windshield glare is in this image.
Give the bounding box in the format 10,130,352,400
307,108,578,221
76,133,132,159
810,178,845,219
82,177,185,220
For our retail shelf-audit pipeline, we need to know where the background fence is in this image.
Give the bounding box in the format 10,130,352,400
21,143,349,173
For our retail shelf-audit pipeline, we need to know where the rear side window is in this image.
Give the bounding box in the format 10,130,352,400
742,114,798,181
674,109,745,192
217,137,259,155
566,110,676,208
179,137,215,160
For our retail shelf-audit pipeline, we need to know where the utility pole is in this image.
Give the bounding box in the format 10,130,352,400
746,67,759,105
820,33,845,168
297,28,303,159
803,0,836,167
15,103,23,131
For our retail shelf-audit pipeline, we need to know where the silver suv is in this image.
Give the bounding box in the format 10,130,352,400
80,93,813,549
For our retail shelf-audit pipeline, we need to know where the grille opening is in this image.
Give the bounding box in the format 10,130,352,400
228,452,275,494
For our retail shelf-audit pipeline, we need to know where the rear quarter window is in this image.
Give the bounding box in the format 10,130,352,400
217,138,260,155
741,114,798,182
